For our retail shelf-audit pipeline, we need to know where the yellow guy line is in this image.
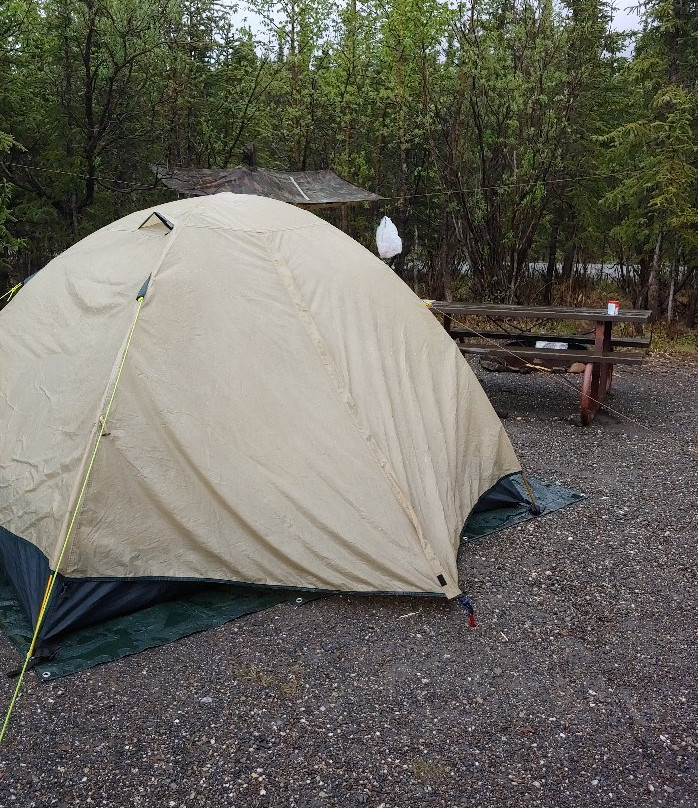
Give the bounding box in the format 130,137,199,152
0,294,145,744
0,283,22,303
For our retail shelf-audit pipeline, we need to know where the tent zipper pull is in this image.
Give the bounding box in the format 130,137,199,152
458,595,476,628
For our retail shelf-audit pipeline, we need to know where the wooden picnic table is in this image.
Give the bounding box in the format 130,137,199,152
427,302,652,425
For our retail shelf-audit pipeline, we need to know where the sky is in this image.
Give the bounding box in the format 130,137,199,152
610,4,642,31
236,2,645,34
234,1,645,55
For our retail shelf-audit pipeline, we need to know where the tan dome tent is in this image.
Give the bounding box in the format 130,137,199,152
0,194,523,644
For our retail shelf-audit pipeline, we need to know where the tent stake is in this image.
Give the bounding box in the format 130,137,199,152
519,469,543,515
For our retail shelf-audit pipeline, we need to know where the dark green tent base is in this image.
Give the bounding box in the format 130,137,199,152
0,578,331,681
462,474,586,541
0,475,584,680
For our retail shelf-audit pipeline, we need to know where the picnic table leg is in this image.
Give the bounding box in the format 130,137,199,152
580,364,598,425
597,320,612,393
579,321,612,425
443,313,452,337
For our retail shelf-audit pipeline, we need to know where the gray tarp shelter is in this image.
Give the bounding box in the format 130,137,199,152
153,164,382,208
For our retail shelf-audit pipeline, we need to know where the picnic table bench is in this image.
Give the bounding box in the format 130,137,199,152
427,302,653,425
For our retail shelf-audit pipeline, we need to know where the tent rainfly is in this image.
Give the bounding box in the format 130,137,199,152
0,194,523,646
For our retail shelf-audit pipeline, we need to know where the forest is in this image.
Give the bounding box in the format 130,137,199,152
0,0,696,325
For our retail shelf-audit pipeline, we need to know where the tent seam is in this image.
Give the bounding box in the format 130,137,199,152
263,235,460,598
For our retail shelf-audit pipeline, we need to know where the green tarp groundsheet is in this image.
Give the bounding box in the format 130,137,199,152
0,475,584,680
462,475,585,541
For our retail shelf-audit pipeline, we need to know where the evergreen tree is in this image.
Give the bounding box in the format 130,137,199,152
602,0,697,320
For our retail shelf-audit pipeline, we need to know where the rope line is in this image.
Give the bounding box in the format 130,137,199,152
0,294,146,745
1,161,632,199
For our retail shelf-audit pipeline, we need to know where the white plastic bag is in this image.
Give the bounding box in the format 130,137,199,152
376,216,402,260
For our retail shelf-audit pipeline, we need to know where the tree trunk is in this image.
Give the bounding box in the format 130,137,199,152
561,239,575,281
686,267,697,328
648,232,662,319
543,216,560,304
666,253,677,329
412,226,419,294
560,238,576,304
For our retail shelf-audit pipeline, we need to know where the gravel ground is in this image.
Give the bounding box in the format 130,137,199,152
0,356,696,808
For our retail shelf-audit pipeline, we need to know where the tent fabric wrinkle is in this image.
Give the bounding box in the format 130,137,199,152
0,193,522,641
